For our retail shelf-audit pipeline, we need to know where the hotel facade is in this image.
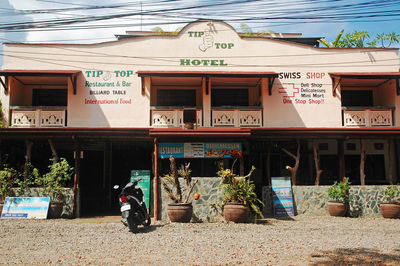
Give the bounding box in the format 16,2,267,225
1,20,399,219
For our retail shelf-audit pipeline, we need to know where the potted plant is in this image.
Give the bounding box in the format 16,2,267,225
161,155,198,223
327,177,351,217
37,158,74,218
217,161,264,223
0,168,18,216
380,185,400,219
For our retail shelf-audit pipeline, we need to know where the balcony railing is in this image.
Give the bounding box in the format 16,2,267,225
151,108,203,127
342,107,393,127
11,107,66,127
212,107,262,127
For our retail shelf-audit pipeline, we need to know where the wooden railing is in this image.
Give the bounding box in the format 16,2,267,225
343,108,393,127
11,108,66,127
212,108,262,127
151,108,203,127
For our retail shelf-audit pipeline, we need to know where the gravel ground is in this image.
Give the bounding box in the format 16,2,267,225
0,215,399,265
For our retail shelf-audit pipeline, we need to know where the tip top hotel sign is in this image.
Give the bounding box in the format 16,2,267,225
180,22,233,66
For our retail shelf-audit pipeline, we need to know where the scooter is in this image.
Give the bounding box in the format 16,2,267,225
113,179,151,232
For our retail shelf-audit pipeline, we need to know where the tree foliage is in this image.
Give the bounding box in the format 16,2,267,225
240,23,275,37
36,158,74,202
319,30,400,48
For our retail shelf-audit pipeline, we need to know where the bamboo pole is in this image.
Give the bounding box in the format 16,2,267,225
282,140,300,185
48,139,59,163
338,140,345,181
154,138,159,221
360,139,366,186
313,140,323,186
266,141,272,186
388,139,394,185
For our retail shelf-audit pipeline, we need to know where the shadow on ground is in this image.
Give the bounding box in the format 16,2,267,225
310,248,400,265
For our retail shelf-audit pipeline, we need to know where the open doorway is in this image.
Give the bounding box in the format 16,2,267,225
78,141,153,217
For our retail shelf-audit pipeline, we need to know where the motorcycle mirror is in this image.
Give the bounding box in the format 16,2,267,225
113,185,119,189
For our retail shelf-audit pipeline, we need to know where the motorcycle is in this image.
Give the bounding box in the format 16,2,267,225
113,179,151,232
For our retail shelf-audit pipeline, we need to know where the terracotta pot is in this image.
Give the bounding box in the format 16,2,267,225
48,202,64,219
167,203,193,223
327,201,348,217
380,203,400,219
223,202,250,223
184,123,194,129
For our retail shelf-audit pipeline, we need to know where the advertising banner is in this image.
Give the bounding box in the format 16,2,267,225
1,197,50,219
158,142,242,158
271,177,294,217
130,170,151,210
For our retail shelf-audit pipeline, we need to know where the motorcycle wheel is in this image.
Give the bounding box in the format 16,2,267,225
127,216,138,232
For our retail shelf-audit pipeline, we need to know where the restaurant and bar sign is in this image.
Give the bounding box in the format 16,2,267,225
158,143,242,158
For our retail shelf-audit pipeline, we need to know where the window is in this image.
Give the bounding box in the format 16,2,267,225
341,90,373,107
157,89,196,107
32,89,67,106
211,89,249,107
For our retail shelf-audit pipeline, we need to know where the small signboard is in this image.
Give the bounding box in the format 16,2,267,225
158,142,242,158
271,176,294,217
1,197,50,219
130,170,151,210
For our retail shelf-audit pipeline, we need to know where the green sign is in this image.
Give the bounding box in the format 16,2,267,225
130,170,151,210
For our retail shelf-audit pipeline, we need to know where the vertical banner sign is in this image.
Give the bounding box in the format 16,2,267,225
130,170,151,210
1,197,50,219
271,177,294,217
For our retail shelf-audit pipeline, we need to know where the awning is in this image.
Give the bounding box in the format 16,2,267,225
149,128,251,138
0,70,81,94
329,72,400,96
137,71,279,95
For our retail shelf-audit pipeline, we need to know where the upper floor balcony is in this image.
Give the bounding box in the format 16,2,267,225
0,70,78,128
140,71,275,129
330,72,400,128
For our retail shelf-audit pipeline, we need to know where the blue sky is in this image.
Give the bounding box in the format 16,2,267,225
1,0,400,67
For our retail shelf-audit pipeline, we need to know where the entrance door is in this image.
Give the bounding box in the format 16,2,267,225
79,150,106,216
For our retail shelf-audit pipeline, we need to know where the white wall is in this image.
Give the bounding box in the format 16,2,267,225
2,20,399,128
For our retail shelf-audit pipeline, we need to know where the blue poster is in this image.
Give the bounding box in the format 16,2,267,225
271,177,294,217
158,143,184,158
1,197,50,219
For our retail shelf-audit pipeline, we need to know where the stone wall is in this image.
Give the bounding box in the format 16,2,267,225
11,187,75,218
160,177,224,222
262,185,392,217
160,181,393,221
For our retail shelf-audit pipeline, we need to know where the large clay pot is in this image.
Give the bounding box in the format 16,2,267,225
327,201,348,217
167,203,193,223
380,203,400,219
223,202,250,223
48,202,64,219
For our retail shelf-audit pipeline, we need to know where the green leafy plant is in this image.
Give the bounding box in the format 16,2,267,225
37,158,74,202
16,162,40,196
240,23,275,37
217,162,264,218
161,155,198,203
328,177,351,203
318,29,344,48
0,168,18,202
319,30,400,48
382,185,400,204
